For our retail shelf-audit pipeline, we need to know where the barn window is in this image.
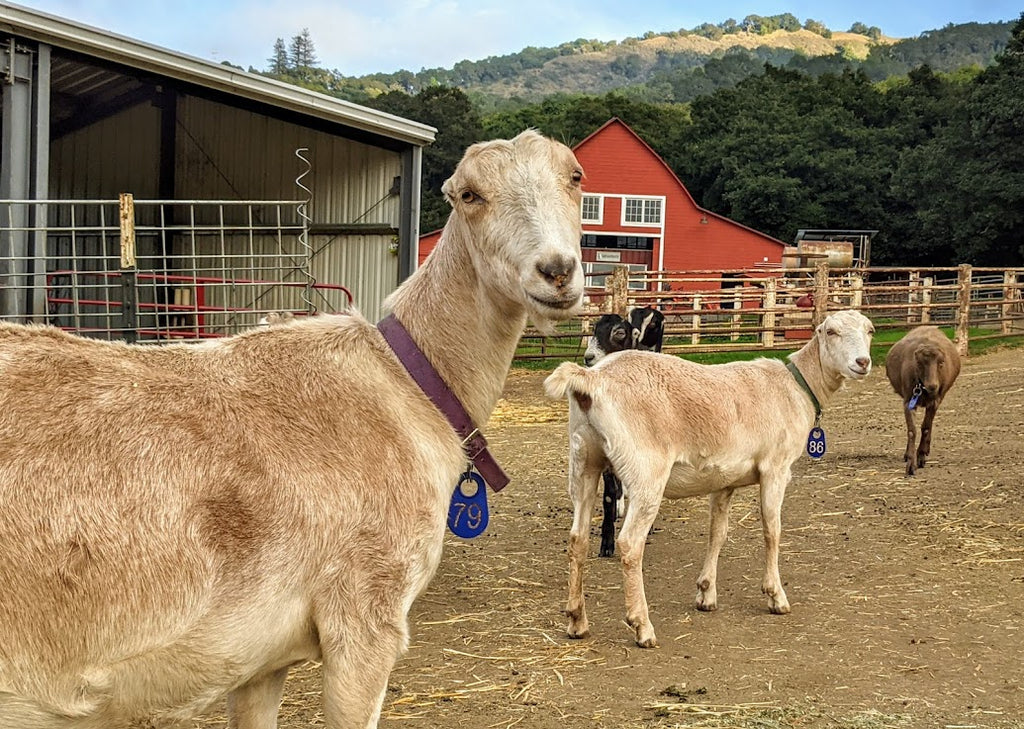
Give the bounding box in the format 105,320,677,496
623,197,662,225
581,195,603,223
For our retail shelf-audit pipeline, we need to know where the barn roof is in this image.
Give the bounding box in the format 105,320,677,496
0,1,436,147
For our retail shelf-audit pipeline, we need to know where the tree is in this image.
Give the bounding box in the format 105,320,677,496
289,29,318,70
890,14,1024,265
365,86,484,232
267,38,289,74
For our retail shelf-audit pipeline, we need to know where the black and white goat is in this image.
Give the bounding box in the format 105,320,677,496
582,307,665,556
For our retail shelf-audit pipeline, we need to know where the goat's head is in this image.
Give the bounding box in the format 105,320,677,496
912,343,948,396
584,314,634,366
442,130,584,332
815,309,875,379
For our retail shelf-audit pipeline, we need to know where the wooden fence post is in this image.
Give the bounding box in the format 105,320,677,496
813,261,829,328
954,264,972,358
691,294,701,345
850,273,863,310
119,192,138,344
907,271,919,323
1002,271,1015,335
762,278,776,348
731,287,743,341
607,265,630,316
921,277,933,324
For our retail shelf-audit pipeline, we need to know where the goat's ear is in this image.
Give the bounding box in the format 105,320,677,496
441,176,456,207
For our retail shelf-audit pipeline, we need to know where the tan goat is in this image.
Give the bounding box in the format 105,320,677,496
545,310,875,648
0,130,584,729
884,325,961,475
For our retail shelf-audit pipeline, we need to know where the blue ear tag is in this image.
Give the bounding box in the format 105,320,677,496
806,425,826,459
447,471,489,538
908,383,923,411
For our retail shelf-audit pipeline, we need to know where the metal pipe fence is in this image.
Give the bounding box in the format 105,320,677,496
1,196,352,342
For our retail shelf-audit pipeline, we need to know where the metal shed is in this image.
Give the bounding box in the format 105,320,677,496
0,1,436,338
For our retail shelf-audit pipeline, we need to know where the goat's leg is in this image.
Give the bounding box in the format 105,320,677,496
599,470,621,558
617,474,665,648
321,621,408,729
695,488,735,612
916,403,938,469
566,433,602,639
227,666,291,729
759,471,791,615
903,403,919,475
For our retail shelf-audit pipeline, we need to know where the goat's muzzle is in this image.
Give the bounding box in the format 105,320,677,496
537,256,578,290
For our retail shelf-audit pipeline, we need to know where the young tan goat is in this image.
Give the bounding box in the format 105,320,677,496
0,130,585,729
885,325,961,475
545,309,875,648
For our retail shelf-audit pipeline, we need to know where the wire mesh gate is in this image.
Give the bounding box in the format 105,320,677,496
0,195,352,342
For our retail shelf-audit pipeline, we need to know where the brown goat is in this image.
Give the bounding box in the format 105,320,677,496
0,130,585,729
885,326,961,475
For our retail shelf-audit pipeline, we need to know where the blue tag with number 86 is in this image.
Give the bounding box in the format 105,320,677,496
448,471,489,538
806,427,826,459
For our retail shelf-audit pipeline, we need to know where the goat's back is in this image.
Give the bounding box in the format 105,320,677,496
578,351,814,458
0,317,463,722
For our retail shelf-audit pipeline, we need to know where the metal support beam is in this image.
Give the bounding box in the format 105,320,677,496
397,145,423,283
1,36,49,320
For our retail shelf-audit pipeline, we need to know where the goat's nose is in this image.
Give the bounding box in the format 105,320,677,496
856,356,871,370
583,353,595,366
537,256,577,289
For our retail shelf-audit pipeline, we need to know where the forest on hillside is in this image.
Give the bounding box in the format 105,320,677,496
256,17,1024,268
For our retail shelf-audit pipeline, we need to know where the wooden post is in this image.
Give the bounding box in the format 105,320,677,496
1002,271,1015,335
812,260,829,328
609,265,629,317
762,278,776,348
731,286,743,341
954,264,971,358
921,277,933,324
119,193,138,344
850,273,863,309
907,271,919,324
691,294,701,345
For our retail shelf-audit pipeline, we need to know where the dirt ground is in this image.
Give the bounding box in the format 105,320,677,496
202,347,1024,728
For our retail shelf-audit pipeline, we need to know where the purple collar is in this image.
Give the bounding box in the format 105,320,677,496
377,314,509,492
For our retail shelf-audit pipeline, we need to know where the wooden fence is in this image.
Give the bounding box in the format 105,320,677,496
515,263,1024,361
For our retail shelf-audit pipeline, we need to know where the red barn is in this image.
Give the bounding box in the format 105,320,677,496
417,119,786,290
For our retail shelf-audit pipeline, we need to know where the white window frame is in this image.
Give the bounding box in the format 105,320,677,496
621,196,663,227
581,194,603,224
584,262,647,290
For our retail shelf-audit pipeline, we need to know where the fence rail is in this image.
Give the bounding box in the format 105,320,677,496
516,262,1024,361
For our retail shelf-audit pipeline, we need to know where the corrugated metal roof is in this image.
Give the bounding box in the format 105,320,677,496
0,1,436,147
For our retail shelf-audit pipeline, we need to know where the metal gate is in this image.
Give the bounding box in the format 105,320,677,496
1,196,352,341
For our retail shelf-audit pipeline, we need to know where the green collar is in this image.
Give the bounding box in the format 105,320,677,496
786,361,822,424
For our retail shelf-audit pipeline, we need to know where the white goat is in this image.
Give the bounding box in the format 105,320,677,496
544,309,875,648
0,130,584,729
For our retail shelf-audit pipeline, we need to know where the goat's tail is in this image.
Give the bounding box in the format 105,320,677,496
544,362,597,400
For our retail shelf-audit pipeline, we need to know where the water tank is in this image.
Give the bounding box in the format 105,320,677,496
797,240,854,268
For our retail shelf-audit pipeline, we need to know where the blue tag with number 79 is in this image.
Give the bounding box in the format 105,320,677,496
806,426,826,459
448,471,489,538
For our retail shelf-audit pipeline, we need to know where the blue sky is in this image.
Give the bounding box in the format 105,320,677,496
20,0,1022,77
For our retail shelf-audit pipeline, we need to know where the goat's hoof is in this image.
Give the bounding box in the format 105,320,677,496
598,544,615,558
567,626,590,640
905,463,917,476
566,611,590,639
634,626,658,648
695,593,718,612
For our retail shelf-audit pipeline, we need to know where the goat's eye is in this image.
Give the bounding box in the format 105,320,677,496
571,169,583,185
826,328,838,336
460,190,478,204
